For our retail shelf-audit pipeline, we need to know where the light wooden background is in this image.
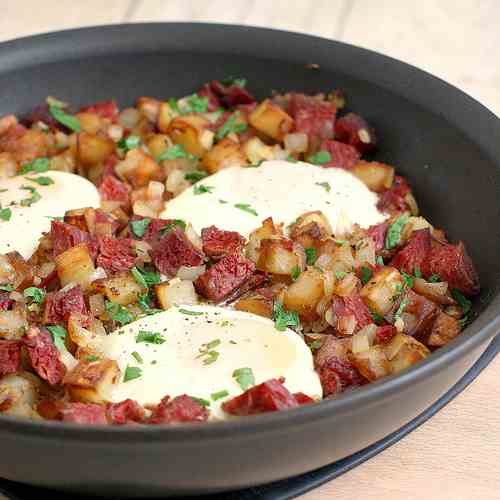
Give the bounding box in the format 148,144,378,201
1,2,499,499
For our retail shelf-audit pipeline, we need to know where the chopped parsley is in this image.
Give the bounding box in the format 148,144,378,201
183,94,209,114
46,215,64,221
137,293,162,316
0,207,11,221
197,339,221,365
25,176,53,186
193,184,214,195
291,265,301,281
315,181,331,193
179,308,203,316
49,105,81,132
216,111,247,140
335,270,347,280
376,255,385,266
334,239,347,246
232,367,255,391
401,271,414,289
117,135,141,152
131,266,161,289
185,170,209,183
130,217,151,238
123,366,142,382
168,98,180,113
272,300,300,331
211,389,230,401
428,274,441,283
361,266,373,285
23,286,45,304
20,185,41,207
385,214,410,250
160,219,187,236
192,397,211,407
286,155,298,163
105,301,134,325
394,298,409,322
451,289,472,316
309,340,322,351
246,160,263,168
47,325,67,351
370,308,384,323
221,76,247,87
305,248,317,265
157,143,197,162
219,199,228,204
136,330,166,344
414,267,422,279
85,355,100,362
19,157,50,175
0,284,14,292
308,151,331,165
234,203,258,216
131,351,143,364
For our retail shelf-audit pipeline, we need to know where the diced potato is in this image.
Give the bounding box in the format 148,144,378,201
6,251,33,289
427,311,461,347
332,272,361,297
168,114,211,157
249,99,293,141
235,294,273,319
64,359,120,404
54,243,96,290
49,149,76,173
257,239,301,275
157,101,176,133
92,271,145,306
202,137,247,174
283,268,324,320
384,333,430,373
318,240,355,274
11,129,48,163
0,372,40,418
156,278,198,310
0,114,17,135
75,112,102,135
67,313,106,355
0,254,15,283
351,324,378,354
242,136,276,164
166,168,191,196
0,152,17,178
351,161,394,192
136,96,161,123
78,132,115,166
145,133,173,160
401,216,433,242
246,217,283,263
360,267,403,316
351,345,391,381
0,308,27,340
291,211,333,238
115,148,161,188
284,132,308,153
354,237,376,268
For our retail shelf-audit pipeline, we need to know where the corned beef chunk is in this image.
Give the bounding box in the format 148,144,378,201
149,395,209,424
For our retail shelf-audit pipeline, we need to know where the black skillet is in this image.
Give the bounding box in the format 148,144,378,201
0,23,498,497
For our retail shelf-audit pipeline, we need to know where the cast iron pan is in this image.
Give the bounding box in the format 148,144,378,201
0,23,499,497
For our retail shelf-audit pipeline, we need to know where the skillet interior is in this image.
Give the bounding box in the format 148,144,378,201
0,23,498,496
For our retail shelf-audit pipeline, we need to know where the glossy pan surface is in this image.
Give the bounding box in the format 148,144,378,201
0,23,498,497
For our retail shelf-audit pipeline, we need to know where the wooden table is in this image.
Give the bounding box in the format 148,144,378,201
1,2,499,499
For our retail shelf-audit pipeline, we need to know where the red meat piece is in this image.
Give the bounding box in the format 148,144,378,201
335,112,377,154
375,325,397,344
22,327,66,385
22,104,62,130
149,395,209,424
106,399,145,425
131,217,174,244
102,153,119,178
98,175,130,204
317,356,365,396
95,209,121,235
377,175,411,213
222,379,299,416
421,242,480,295
201,225,246,260
61,403,107,425
0,340,21,376
293,392,315,405
50,220,98,258
330,294,373,336
197,83,221,112
210,80,256,108
319,139,361,169
79,100,119,120
44,285,89,325
390,229,431,274
195,252,256,302
288,93,336,149
96,236,136,273
0,292,13,311
152,227,205,277
366,222,389,253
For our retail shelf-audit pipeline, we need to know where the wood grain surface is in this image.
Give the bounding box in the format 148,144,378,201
0,2,499,499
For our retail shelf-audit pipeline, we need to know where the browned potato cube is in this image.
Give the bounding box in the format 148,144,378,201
78,132,114,166
283,268,324,320
246,217,284,263
234,294,273,319
202,137,247,174
0,152,17,178
75,112,102,135
427,311,461,347
168,114,212,157
63,359,120,403
145,133,172,160
384,333,430,373
0,372,40,418
93,271,145,306
360,267,403,316
115,149,162,188
54,243,95,290
136,96,160,123
351,160,394,192
257,239,301,275
157,101,175,133
249,99,293,141
350,345,391,381
10,129,48,163
156,278,198,310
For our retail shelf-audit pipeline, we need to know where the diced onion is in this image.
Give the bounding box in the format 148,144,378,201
118,108,141,129
147,180,165,201
88,267,107,284
184,223,203,251
108,124,123,142
89,294,105,316
284,132,308,153
176,265,206,281
351,324,377,353
413,278,451,305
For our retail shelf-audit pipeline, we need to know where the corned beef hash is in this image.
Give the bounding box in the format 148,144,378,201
0,79,480,425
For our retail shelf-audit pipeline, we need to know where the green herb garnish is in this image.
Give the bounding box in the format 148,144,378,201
85,355,100,362
234,203,258,216
361,266,373,285
221,76,247,87
117,135,141,152
179,308,203,316
105,301,134,325
137,294,162,316
414,267,422,278
286,154,298,163
185,170,209,183
219,199,228,204
272,301,300,331
216,111,247,140
451,289,472,316
192,396,211,407
376,256,385,266
131,266,161,289
385,214,410,250
370,308,384,323
47,325,67,351
20,185,41,207
49,105,81,132
394,298,409,322
309,340,322,351
315,181,331,192
0,284,14,292
211,389,230,401
131,351,143,364
428,274,441,283
19,157,50,175
130,217,151,238
23,286,45,304
308,151,331,165
184,94,209,114
123,366,142,382
136,330,166,344
157,143,197,162
159,219,187,236
335,271,347,280
193,184,214,195
197,339,221,365
291,265,301,281
305,248,317,266
233,367,255,391
25,175,53,186
0,207,11,221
